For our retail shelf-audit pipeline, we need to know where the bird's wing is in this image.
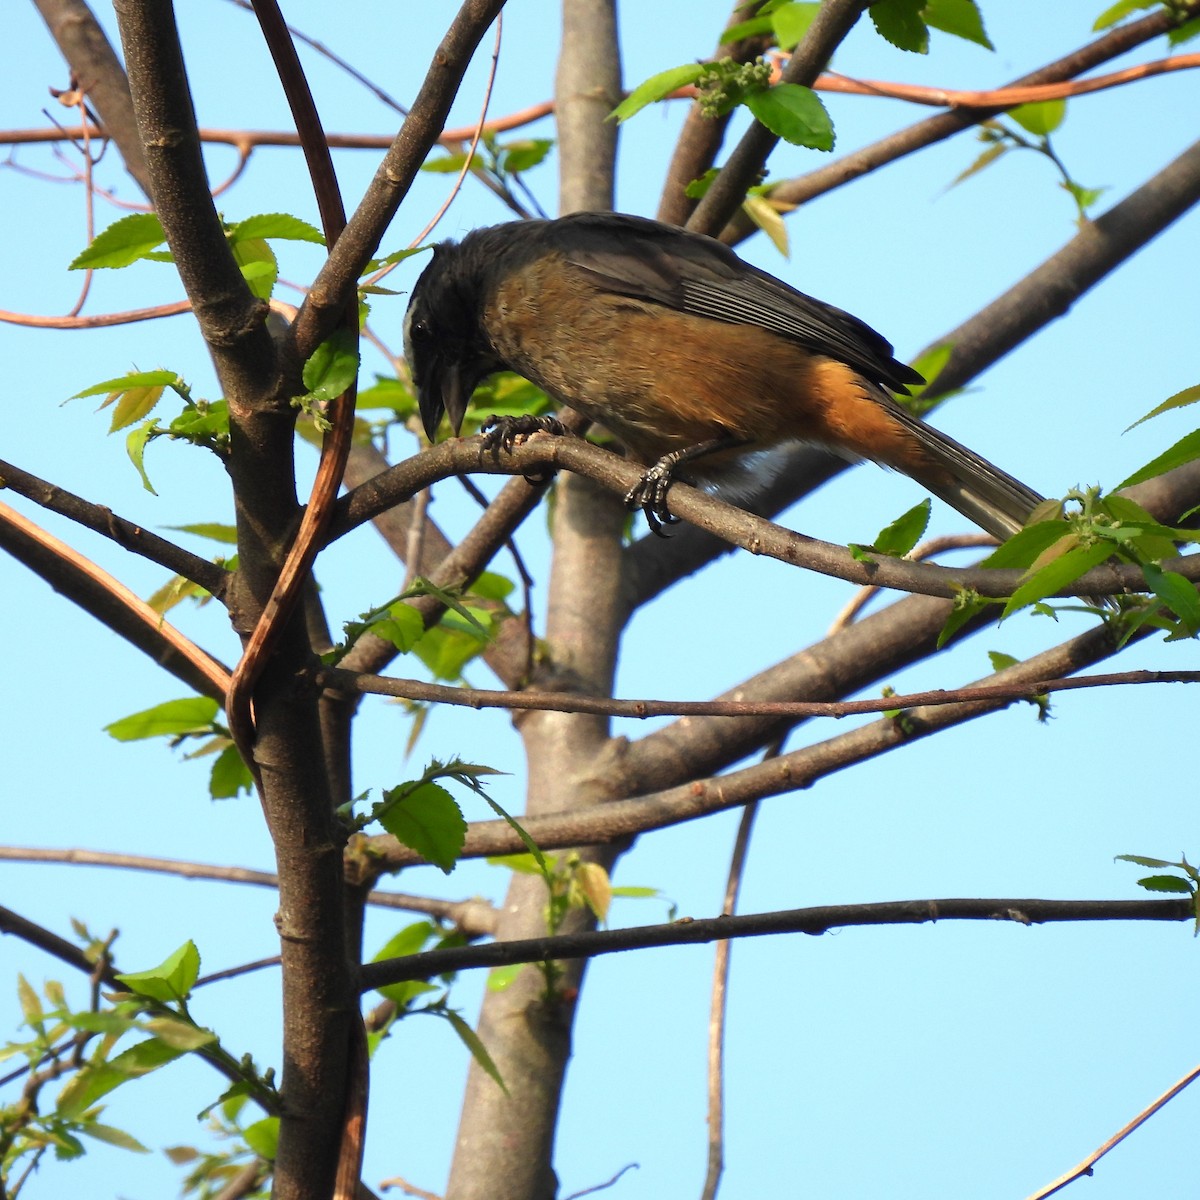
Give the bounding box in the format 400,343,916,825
552,211,923,394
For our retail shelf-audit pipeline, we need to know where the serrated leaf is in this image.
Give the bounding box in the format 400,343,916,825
105,697,219,741
109,384,166,432
872,499,930,557
1143,564,1200,634
443,1009,507,1094
376,783,466,873
58,1039,184,1119
870,0,929,52
1125,382,1200,432
302,328,359,402
229,213,325,245
1008,99,1065,137
1002,541,1116,617
72,370,179,400
610,63,707,122
1116,854,1176,868
69,212,168,269
126,420,159,495
1136,874,1194,894
923,0,992,49
772,2,821,48
1116,428,1200,490
743,84,834,150
116,940,201,1002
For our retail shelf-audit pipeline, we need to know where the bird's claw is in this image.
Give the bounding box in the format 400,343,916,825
480,413,567,454
626,462,680,537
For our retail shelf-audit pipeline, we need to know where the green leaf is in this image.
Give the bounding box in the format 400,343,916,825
742,193,790,256
143,1016,216,1051
936,593,994,648
610,63,707,122
1060,179,1107,214
487,853,556,877
166,522,239,545
979,518,1073,570
373,921,438,965
109,384,167,432
1142,564,1200,635
1136,875,1194,894
373,604,426,654
1168,16,1200,45
922,0,992,49
126,420,160,495
906,343,953,397
1116,853,1177,869
209,744,254,800
948,140,1009,189
79,1122,150,1153
302,327,360,403
468,571,516,603
1092,0,1156,31
443,1008,507,1094
988,650,1019,672
229,213,325,245
1008,99,1065,137
116,940,201,1002
169,398,230,445
1002,541,1116,617
105,697,219,741
870,0,929,53
69,213,168,269
17,974,43,1027
376,783,466,873
871,499,930,557
231,237,278,301
356,375,417,414
772,1,821,48
243,1116,280,1161
499,138,554,173
1124,382,1200,432
486,963,524,992
72,369,179,400
743,84,834,150
1116,428,1200,490
58,1038,185,1119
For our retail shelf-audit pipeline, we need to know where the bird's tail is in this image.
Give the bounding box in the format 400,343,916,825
888,403,1045,543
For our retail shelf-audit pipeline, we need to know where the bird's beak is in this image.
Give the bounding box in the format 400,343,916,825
419,362,470,444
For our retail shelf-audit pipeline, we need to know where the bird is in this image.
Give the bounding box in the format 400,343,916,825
403,210,1044,540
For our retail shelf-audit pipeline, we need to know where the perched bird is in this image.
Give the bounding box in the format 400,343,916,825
403,210,1044,539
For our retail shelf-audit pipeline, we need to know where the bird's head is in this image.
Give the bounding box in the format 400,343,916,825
403,241,501,443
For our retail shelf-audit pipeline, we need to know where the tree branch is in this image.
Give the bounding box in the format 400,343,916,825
361,896,1192,989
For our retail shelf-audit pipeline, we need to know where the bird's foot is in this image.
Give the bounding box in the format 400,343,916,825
480,413,568,454
625,459,682,537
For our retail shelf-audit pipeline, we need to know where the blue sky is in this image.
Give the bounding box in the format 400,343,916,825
2,2,1199,1197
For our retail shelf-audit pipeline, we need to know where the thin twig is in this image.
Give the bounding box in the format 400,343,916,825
1026,1061,1200,1200
319,665,1200,723
361,898,1192,990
